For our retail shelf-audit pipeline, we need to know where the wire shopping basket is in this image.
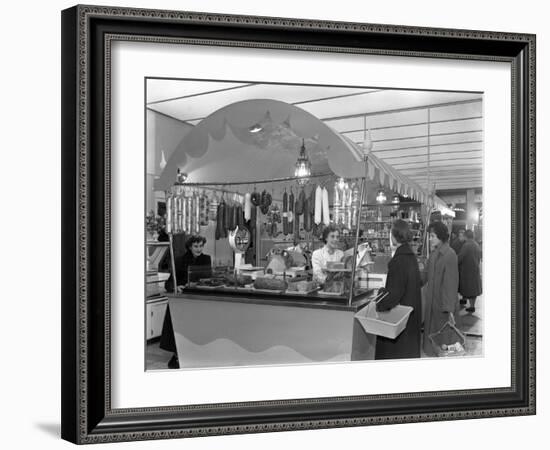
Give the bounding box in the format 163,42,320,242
428,317,467,357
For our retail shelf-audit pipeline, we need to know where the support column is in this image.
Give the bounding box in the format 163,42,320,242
466,189,477,230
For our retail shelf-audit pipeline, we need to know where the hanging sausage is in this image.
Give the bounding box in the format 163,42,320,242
194,191,201,234
199,191,209,226
282,189,288,235
251,186,261,206
173,192,180,233
236,203,244,228
259,189,272,215
244,192,251,221
294,198,301,238
189,192,195,233
314,185,322,225
248,203,257,250
165,192,173,234
303,196,311,232
288,188,295,225
209,191,219,222
226,203,235,231
295,187,306,215
185,195,193,234
216,197,227,240
334,182,342,225
175,191,183,233
322,187,330,225
232,202,240,230
308,187,316,232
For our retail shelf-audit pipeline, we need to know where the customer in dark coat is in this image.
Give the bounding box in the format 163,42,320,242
451,228,465,255
160,235,212,368
422,221,459,356
375,220,422,360
458,229,482,313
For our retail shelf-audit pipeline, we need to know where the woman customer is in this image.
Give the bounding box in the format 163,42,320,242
422,221,459,356
375,219,422,360
311,224,344,285
458,229,482,313
161,235,212,369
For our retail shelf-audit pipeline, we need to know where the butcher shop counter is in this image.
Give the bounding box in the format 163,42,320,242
166,288,377,369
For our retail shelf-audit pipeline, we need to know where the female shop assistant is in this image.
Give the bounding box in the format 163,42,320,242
422,221,459,356
161,235,212,369
311,224,344,285
375,219,422,360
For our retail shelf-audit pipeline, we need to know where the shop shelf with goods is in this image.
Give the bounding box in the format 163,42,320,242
145,240,175,340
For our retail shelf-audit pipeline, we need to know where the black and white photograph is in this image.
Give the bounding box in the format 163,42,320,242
54,2,538,445
144,79,484,370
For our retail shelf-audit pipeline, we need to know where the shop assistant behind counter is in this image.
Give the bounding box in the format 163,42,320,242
311,224,344,285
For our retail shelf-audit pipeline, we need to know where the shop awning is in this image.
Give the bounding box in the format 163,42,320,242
332,133,454,216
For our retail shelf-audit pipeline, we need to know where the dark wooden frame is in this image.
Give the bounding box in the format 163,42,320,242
61,4,536,444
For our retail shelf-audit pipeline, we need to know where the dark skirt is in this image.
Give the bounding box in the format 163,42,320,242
159,306,176,353
375,311,421,360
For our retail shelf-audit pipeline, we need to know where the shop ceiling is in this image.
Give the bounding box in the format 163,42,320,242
147,80,483,191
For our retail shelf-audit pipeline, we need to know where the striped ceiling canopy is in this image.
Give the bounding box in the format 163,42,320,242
147,79,483,192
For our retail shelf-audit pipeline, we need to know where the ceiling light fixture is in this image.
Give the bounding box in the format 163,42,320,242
294,139,312,185
248,123,263,133
376,189,387,204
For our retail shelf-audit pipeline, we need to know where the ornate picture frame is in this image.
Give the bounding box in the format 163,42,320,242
61,5,535,444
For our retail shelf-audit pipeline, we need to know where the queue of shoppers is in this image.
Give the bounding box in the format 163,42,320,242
375,219,482,360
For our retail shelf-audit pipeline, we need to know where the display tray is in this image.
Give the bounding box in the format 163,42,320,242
317,290,346,297
192,284,225,290
249,288,285,295
222,284,255,291
286,287,321,295
191,284,285,294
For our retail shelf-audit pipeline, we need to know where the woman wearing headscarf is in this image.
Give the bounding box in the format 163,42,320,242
422,221,459,356
375,219,422,360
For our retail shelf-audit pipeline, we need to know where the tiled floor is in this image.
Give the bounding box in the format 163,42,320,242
146,340,174,371
146,296,484,370
456,295,483,336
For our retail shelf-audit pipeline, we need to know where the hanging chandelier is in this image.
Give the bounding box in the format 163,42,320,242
337,177,347,190
391,194,400,205
294,139,311,185
376,189,387,204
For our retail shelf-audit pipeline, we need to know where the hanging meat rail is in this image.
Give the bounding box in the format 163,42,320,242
176,172,333,187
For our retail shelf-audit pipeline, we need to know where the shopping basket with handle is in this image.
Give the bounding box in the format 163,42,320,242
428,313,466,357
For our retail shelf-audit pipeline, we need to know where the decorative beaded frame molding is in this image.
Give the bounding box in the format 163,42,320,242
61,4,536,444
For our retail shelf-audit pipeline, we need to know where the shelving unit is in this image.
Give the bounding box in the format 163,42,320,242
145,239,176,341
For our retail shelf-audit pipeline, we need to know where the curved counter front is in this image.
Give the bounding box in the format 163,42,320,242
166,289,376,369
